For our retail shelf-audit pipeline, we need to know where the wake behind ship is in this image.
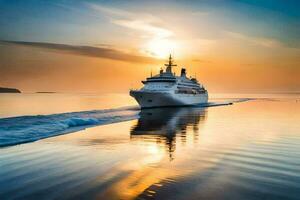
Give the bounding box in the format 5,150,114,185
130,55,208,108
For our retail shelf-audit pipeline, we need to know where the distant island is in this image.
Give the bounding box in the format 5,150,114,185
0,87,21,93
36,92,56,93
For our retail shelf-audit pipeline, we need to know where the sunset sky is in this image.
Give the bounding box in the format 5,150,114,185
0,0,299,93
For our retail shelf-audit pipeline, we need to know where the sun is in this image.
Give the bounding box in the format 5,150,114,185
146,38,178,59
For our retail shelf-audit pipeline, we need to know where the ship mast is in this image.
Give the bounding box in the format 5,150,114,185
164,54,177,73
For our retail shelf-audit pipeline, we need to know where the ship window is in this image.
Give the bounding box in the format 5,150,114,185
148,100,153,102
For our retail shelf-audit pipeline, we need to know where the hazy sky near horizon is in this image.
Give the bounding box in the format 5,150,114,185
0,0,299,93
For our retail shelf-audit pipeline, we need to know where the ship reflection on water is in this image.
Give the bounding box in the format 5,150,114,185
130,107,207,160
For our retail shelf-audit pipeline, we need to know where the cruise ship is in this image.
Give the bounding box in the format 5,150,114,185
130,55,208,108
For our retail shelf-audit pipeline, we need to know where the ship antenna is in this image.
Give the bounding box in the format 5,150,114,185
164,54,177,73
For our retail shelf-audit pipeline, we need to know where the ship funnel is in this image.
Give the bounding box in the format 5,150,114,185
181,68,186,77
160,68,163,74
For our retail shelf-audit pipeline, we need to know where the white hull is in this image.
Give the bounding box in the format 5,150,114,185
130,90,208,108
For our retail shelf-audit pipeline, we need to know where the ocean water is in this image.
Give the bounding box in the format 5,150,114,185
0,93,244,147
0,93,299,199
0,93,138,118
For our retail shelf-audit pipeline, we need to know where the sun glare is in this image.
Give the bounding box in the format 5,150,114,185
146,39,178,58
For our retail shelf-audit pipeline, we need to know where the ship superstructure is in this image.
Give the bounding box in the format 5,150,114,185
130,55,208,108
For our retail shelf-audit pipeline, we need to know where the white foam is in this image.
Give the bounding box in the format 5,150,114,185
0,106,139,147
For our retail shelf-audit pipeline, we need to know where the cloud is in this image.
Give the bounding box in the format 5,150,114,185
89,4,134,18
89,4,173,39
0,40,158,63
113,19,173,39
225,31,282,48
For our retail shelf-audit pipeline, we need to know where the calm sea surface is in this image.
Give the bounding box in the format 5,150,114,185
0,93,137,118
0,93,299,199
